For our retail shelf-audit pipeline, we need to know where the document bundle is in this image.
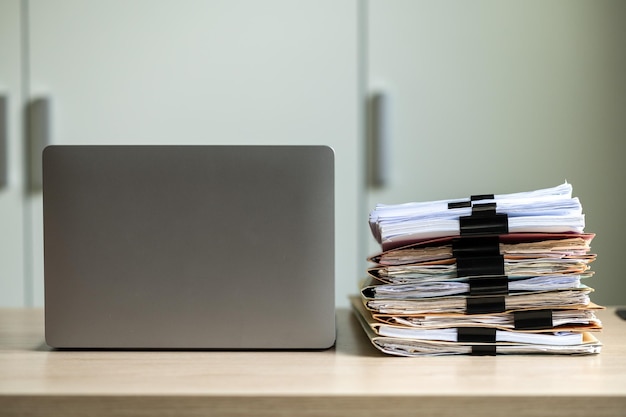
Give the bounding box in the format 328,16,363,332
354,182,603,356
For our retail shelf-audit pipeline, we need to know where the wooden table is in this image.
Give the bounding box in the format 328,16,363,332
1,307,625,417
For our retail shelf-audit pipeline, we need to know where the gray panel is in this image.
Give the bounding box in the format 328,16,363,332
0,96,6,187
28,98,50,191
43,145,335,349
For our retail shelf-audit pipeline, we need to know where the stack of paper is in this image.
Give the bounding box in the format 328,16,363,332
354,182,603,356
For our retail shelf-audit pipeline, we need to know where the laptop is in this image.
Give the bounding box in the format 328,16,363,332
43,145,335,349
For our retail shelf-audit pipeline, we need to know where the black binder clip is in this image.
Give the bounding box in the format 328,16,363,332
471,194,495,201
447,194,495,210
456,255,505,278
460,328,497,356
513,310,554,330
452,236,500,258
448,200,471,209
468,276,509,296
458,328,497,357
470,345,497,356
466,295,506,314
453,236,504,278
458,327,496,343
459,203,509,236
454,235,509,310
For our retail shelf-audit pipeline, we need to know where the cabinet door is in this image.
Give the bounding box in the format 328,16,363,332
27,0,361,307
0,0,25,306
367,0,626,305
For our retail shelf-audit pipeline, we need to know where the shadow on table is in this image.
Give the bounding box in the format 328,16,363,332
334,308,386,357
27,309,383,357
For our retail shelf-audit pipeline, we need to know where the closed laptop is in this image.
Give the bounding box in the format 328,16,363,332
43,145,335,349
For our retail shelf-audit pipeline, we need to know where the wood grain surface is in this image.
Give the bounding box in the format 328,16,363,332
1,307,625,416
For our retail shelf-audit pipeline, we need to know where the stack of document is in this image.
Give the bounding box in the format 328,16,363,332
354,182,603,356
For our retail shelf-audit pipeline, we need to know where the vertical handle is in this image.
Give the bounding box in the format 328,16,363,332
370,90,391,187
28,97,50,191
0,95,7,188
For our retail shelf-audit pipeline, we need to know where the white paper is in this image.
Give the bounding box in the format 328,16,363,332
368,182,586,245
377,326,583,346
366,290,592,314
368,275,585,299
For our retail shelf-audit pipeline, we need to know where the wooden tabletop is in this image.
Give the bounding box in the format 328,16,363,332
1,307,625,417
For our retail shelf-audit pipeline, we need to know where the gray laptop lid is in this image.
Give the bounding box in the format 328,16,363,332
43,145,335,349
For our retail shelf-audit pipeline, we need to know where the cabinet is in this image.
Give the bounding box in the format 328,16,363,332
0,0,25,306
366,0,626,305
20,0,363,307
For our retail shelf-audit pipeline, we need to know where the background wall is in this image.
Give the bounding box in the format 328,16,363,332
0,0,25,307
366,0,626,306
1,0,625,307
2,0,362,308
